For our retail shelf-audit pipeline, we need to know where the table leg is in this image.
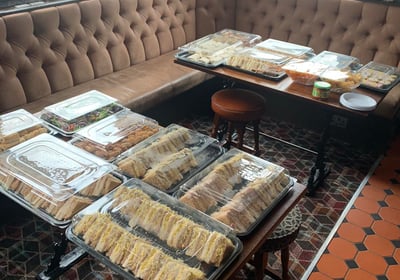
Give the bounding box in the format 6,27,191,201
36,232,87,280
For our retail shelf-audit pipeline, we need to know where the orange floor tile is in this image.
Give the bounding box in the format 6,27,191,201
306,134,400,280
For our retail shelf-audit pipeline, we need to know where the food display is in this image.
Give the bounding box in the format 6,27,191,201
225,47,290,79
0,109,48,152
282,60,330,85
310,51,362,70
115,124,223,193
320,68,362,93
66,179,242,280
359,61,400,93
255,39,315,59
0,133,122,227
40,90,124,136
70,110,160,161
176,29,261,67
175,149,293,235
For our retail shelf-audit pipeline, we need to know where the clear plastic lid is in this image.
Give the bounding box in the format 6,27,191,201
0,134,121,226
282,60,330,85
310,51,361,70
255,39,314,58
0,109,48,151
70,111,160,161
40,90,124,135
320,68,362,93
175,148,294,236
225,47,290,77
359,61,400,92
66,178,242,280
114,124,224,193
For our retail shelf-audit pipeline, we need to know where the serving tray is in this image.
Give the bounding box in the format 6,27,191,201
358,61,400,93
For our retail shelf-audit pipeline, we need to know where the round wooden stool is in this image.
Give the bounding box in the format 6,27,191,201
253,205,302,280
211,88,266,155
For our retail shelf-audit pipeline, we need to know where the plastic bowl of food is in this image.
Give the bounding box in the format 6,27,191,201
282,60,329,85
320,69,362,93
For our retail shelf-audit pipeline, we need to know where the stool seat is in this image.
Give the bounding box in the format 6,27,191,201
210,88,266,155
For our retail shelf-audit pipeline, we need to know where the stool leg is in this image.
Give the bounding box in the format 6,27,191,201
253,120,260,156
281,247,290,280
225,121,234,149
236,123,246,150
211,114,221,139
254,251,268,280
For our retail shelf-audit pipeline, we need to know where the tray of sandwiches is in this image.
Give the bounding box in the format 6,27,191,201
255,39,315,59
69,110,160,162
175,148,294,236
1,109,49,152
114,124,224,193
309,50,362,70
358,61,400,93
39,90,125,137
66,178,242,280
0,133,123,227
176,29,261,68
224,47,290,80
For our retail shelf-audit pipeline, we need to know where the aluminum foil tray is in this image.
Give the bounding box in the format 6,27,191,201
175,148,294,236
114,124,224,193
66,178,242,280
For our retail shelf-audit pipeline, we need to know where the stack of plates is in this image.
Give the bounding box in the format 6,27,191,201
339,92,377,111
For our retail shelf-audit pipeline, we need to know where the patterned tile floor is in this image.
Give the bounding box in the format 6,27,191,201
0,114,380,280
306,134,400,280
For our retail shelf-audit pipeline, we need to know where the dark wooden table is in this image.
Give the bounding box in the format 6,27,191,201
218,181,307,280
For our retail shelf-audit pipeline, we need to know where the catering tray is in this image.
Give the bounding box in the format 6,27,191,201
255,39,315,59
70,110,160,162
0,109,49,152
282,60,330,85
358,61,400,93
310,50,362,70
39,90,124,136
0,133,123,227
114,124,224,193
66,178,242,280
175,148,294,236
224,47,289,80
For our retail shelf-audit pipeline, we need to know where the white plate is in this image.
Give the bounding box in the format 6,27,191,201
339,92,377,111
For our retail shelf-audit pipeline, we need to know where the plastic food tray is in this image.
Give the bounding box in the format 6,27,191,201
224,47,290,80
0,109,49,152
66,178,242,280
0,133,122,227
40,90,124,136
320,68,362,93
70,110,160,162
255,39,315,59
358,61,400,93
114,124,224,193
282,60,330,85
175,148,294,236
310,51,362,70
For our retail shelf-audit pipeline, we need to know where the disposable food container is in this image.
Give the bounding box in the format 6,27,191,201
0,109,48,152
0,133,122,227
310,51,362,70
225,47,290,79
358,61,400,93
175,148,294,236
320,68,362,93
114,124,224,193
255,39,315,59
40,90,124,136
70,110,160,162
282,60,330,85
66,178,242,280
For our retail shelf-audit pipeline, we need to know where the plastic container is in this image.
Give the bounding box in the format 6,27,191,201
40,90,124,136
225,47,290,79
320,68,362,93
282,60,330,85
0,109,48,152
0,133,122,227
66,178,242,280
175,148,294,236
310,51,362,70
359,61,400,93
114,124,224,193
70,110,160,162
312,81,331,99
255,39,315,59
